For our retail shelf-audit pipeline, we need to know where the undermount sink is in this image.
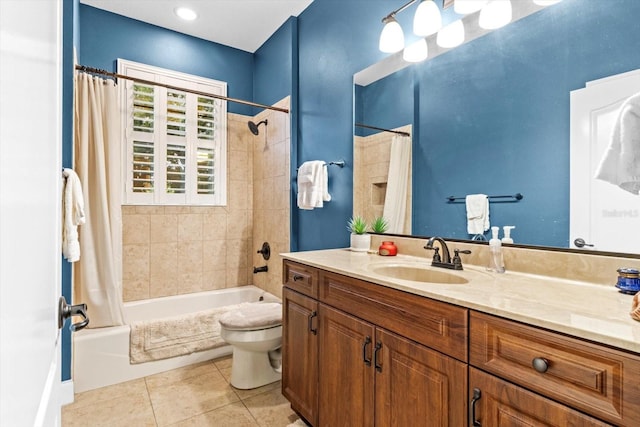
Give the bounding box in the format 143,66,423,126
367,263,469,285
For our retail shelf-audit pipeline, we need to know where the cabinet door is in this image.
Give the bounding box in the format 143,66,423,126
319,304,375,427
469,368,612,427
283,288,319,426
375,329,467,427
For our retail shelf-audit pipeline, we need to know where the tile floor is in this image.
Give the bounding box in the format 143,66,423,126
62,356,301,427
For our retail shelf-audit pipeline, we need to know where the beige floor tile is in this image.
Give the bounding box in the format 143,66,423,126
62,385,155,427
243,388,298,427
148,368,240,426
68,378,148,407
233,380,282,401
214,356,233,382
145,360,218,389
168,402,259,427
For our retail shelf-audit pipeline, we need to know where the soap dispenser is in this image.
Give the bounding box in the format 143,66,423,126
488,226,505,273
502,226,515,244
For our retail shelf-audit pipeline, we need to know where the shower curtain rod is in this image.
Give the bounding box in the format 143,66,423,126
75,65,289,114
355,122,411,137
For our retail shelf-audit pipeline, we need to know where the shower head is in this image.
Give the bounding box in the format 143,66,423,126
248,119,268,135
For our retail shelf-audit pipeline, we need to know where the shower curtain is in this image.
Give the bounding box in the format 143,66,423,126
73,72,124,328
383,135,412,234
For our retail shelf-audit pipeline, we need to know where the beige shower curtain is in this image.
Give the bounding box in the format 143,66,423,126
383,135,412,234
73,72,124,328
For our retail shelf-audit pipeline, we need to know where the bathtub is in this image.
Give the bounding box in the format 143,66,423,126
73,286,279,393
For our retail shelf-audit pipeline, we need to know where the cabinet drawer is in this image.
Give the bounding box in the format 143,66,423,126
320,270,468,362
283,260,319,298
470,311,640,426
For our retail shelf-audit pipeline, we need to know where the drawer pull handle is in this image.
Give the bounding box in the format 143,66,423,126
532,357,549,373
293,274,305,282
470,388,481,427
362,336,372,366
374,342,383,372
308,311,318,335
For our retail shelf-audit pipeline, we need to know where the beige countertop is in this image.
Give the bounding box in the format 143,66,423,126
281,248,640,354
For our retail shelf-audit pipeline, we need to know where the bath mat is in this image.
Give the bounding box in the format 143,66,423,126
129,303,242,364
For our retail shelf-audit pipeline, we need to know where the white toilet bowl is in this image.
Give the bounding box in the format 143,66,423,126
219,302,282,389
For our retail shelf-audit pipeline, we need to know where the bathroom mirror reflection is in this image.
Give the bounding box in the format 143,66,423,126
353,0,640,256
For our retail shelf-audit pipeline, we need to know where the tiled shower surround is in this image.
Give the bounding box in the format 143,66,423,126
121,98,290,301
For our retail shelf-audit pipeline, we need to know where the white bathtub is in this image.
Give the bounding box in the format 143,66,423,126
73,286,279,393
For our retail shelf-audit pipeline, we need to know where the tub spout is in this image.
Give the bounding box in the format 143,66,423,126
253,265,268,274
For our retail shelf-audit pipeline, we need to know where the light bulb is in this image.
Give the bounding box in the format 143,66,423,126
533,0,562,5
454,0,488,15
174,7,197,21
436,20,465,48
479,0,512,29
403,39,429,62
379,17,405,53
413,0,442,37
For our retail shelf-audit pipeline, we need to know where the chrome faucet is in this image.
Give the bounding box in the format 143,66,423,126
424,237,471,270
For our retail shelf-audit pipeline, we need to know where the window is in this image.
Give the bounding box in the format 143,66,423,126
118,59,227,205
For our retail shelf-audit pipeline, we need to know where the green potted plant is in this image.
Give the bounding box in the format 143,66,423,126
370,216,389,234
347,215,370,252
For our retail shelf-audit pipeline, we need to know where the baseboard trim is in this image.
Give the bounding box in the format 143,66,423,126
61,380,74,406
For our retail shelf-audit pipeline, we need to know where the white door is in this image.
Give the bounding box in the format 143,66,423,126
570,69,640,254
1,0,64,425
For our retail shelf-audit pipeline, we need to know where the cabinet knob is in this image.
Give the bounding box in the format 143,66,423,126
532,357,549,373
293,274,304,282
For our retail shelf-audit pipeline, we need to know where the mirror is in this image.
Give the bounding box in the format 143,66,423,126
354,0,640,256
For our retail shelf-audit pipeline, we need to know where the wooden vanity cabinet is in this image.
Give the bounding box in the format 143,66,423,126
282,287,318,426
469,368,611,426
282,260,467,426
470,311,640,426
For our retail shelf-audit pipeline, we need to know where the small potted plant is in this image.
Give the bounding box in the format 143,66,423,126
370,216,389,234
347,215,370,252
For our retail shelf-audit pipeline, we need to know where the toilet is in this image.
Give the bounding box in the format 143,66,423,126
219,302,283,389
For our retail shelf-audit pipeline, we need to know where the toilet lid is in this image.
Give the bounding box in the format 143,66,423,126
219,302,282,331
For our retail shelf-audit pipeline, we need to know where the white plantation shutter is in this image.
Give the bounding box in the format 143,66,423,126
119,59,227,205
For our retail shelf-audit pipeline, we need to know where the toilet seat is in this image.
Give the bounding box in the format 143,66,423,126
219,302,282,331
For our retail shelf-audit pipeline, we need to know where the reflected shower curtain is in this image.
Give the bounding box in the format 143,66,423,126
383,135,412,234
73,72,124,327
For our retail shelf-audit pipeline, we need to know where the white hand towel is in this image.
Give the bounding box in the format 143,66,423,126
297,161,330,210
62,168,86,262
594,92,640,194
466,194,489,235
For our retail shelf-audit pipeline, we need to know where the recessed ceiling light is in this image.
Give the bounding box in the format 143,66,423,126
175,7,197,21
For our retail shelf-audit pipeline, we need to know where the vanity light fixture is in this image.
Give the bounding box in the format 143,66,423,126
174,7,198,21
453,0,488,15
403,38,429,62
533,0,562,5
413,0,442,37
379,16,406,53
436,19,465,48
479,0,512,30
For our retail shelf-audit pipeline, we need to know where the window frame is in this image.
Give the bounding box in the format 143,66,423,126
118,59,227,206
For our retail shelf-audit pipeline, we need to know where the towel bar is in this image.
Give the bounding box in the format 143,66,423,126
446,193,523,203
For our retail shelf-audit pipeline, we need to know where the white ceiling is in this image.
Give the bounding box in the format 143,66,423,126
80,0,314,53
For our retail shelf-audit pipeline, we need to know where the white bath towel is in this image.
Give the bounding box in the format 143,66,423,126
594,91,640,194
466,194,489,235
297,161,331,210
62,168,86,262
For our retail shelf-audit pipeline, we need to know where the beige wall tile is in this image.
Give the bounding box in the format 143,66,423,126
123,215,150,245
203,240,227,271
203,213,227,241
164,206,192,214
149,242,178,297
227,211,249,240
135,206,165,215
226,239,248,268
123,279,149,302
150,214,177,243
123,244,149,281
178,272,204,294
178,241,203,274
203,268,227,290
178,214,203,242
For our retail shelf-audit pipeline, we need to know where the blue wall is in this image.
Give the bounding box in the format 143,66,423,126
294,0,391,250
79,5,255,115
